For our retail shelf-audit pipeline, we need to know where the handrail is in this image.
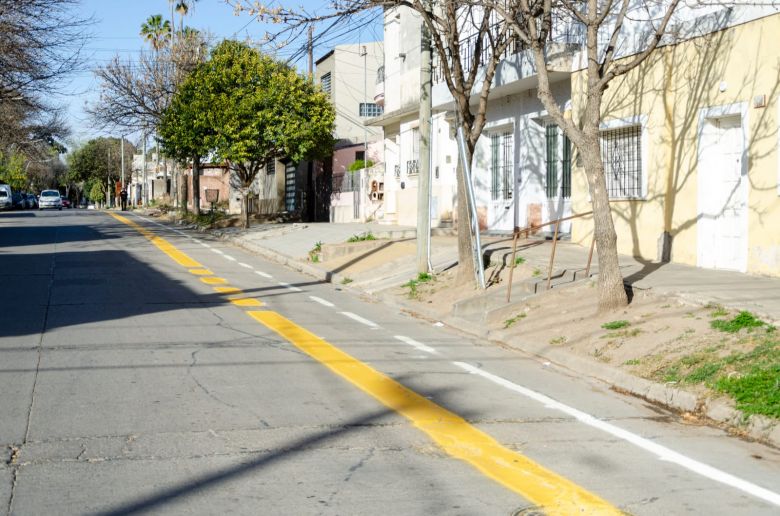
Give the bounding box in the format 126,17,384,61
506,211,595,302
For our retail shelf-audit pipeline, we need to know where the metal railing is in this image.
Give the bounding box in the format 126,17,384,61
505,210,595,302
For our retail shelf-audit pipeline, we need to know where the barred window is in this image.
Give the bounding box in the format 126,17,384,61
320,72,331,95
601,125,642,198
490,131,513,201
407,128,420,175
359,102,383,117
265,159,275,175
545,124,572,199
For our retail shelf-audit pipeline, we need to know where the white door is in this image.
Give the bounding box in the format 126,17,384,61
698,115,747,271
487,130,515,231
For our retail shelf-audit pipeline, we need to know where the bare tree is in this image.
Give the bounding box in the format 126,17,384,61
0,0,87,169
87,31,208,133
228,0,521,284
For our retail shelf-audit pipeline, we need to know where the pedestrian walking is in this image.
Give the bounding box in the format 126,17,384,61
120,188,128,211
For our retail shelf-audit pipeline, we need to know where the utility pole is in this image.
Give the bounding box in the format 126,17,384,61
308,26,314,81
416,17,432,274
120,136,125,190
142,133,148,206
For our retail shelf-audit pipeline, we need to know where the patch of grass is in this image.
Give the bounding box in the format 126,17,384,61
347,231,376,243
709,305,729,318
650,337,780,418
660,304,671,309
601,320,630,330
549,336,567,345
514,256,526,266
624,359,641,366
661,365,681,383
685,363,722,383
308,241,323,263
716,367,780,418
402,272,435,299
340,277,353,285
503,313,527,329
532,268,542,277
711,311,766,333
601,328,642,339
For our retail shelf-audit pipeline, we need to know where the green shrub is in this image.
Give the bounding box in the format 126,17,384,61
347,232,377,243
347,159,374,172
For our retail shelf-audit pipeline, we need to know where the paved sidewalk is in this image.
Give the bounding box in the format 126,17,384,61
216,221,780,323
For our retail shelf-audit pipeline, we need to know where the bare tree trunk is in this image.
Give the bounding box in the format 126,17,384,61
455,142,475,285
244,191,250,229
192,155,201,216
580,135,628,312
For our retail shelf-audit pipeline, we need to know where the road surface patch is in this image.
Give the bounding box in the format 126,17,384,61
213,286,242,295
199,276,227,285
111,212,620,513
246,310,620,515
109,213,202,268
455,362,780,508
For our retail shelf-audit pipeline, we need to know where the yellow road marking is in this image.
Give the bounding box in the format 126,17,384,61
248,310,621,515
200,276,227,285
107,212,619,513
214,286,242,294
189,268,214,276
109,213,202,268
228,297,263,307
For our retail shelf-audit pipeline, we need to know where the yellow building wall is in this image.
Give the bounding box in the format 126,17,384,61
570,13,780,275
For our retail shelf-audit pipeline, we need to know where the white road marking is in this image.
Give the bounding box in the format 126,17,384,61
453,361,780,508
200,242,211,248
339,312,379,328
278,281,302,292
211,248,224,255
309,296,335,308
394,335,438,355
254,270,272,279
238,262,252,269
223,254,237,262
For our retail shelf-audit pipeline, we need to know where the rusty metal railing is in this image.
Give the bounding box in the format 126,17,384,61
506,211,595,302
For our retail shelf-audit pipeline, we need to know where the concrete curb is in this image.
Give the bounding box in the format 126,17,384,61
160,219,780,449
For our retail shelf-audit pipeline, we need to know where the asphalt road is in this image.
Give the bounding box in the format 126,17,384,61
1,209,779,515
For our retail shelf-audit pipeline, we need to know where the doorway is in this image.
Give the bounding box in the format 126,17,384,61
697,113,747,271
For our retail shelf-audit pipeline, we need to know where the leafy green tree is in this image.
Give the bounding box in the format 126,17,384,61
68,137,135,205
89,181,105,206
161,40,334,226
0,151,27,190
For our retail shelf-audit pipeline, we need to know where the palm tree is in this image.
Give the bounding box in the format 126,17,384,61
139,14,171,51
172,1,199,32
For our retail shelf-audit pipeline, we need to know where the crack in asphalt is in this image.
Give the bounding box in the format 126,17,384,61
318,447,376,514
6,226,57,516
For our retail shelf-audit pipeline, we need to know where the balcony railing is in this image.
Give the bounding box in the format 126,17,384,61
433,21,584,83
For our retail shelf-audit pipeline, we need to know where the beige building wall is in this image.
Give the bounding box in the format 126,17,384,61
570,13,780,276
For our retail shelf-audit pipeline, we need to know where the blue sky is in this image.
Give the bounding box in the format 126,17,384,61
62,0,382,145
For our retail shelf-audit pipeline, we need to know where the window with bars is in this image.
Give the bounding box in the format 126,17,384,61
265,159,275,175
545,124,572,199
320,72,331,95
359,102,383,117
490,131,513,201
600,125,642,198
407,128,420,175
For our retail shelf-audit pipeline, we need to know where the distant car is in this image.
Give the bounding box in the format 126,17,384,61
60,196,71,209
11,192,24,210
0,184,11,211
39,189,62,210
24,193,38,209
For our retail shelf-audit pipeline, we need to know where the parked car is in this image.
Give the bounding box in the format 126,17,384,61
11,192,24,210
60,196,71,209
38,189,62,210
0,184,12,211
24,193,38,209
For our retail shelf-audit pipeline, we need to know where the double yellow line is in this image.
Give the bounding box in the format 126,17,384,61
110,212,621,515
